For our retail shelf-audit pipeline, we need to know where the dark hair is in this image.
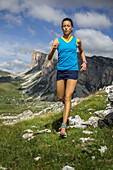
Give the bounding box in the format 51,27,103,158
62,18,73,27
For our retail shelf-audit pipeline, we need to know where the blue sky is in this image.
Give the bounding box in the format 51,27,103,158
0,0,113,73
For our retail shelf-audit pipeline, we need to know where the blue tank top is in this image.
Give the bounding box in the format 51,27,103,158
57,36,78,71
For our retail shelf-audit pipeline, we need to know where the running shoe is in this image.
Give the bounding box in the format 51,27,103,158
59,124,67,138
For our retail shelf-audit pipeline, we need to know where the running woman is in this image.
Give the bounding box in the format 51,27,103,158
48,18,87,137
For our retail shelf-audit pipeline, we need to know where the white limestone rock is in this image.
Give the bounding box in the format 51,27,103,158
34,157,41,161
68,125,86,129
22,133,34,139
83,116,99,128
62,165,75,170
68,115,84,125
34,129,51,134
83,130,93,134
80,137,94,143
23,129,33,133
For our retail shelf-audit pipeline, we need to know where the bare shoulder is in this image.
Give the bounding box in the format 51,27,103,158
76,38,81,46
53,38,58,44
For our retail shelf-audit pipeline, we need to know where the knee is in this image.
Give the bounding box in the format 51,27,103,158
65,95,72,102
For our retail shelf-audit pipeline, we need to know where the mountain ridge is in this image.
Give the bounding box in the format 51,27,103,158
18,50,113,101
1,50,113,101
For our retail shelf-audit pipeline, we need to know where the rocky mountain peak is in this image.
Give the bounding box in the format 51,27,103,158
29,50,47,70
19,50,113,101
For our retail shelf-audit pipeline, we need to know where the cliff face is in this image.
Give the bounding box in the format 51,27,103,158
29,50,47,70
76,55,113,97
19,50,113,101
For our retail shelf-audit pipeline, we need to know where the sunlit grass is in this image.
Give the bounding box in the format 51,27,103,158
0,83,113,169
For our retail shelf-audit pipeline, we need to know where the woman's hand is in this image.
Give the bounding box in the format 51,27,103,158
80,62,86,72
77,38,86,72
48,39,59,60
52,42,59,51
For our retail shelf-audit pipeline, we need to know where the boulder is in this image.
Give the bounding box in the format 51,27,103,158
98,112,113,128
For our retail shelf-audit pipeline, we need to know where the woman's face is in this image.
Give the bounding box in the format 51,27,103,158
62,20,73,35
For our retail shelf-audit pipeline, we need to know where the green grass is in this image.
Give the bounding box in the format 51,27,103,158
0,82,48,117
0,70,11,76
0,84,113,170
0,82,22,110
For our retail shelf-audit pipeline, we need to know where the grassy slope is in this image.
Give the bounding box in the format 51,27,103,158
0,81,47,118
0,81,113,170
0,70,11,76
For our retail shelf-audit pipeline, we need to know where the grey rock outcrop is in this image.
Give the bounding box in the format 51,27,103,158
77,54,113,96
18,50,113,101
29,50,47,71
68,85,113,128
98,85,113,128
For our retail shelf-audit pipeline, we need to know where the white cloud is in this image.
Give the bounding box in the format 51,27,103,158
0,59,29,73
50,0,113,10
0,0,21,13
43,26,61,38
0,38,49,73
0,0,113,26
73,12,112,28
27,26,36,36
0,0,113,12
0,0,113,71
26,4,66,26
47,40,53,52
0,13,23,25
0,0,66,26
0,0,113,14
75,29,113,58
0,39,33,62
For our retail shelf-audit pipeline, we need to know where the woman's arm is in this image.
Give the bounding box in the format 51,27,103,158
48,38,59,60
77,38,87,72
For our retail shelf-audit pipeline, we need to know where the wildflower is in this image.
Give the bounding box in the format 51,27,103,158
92,156,95,160
34,157,41,161
98,146,107,156
72,140,76,143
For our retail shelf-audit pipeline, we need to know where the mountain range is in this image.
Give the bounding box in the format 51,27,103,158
1,50,113,101
17,50,113,101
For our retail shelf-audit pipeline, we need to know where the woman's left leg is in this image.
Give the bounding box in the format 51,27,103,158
63,79,77,124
